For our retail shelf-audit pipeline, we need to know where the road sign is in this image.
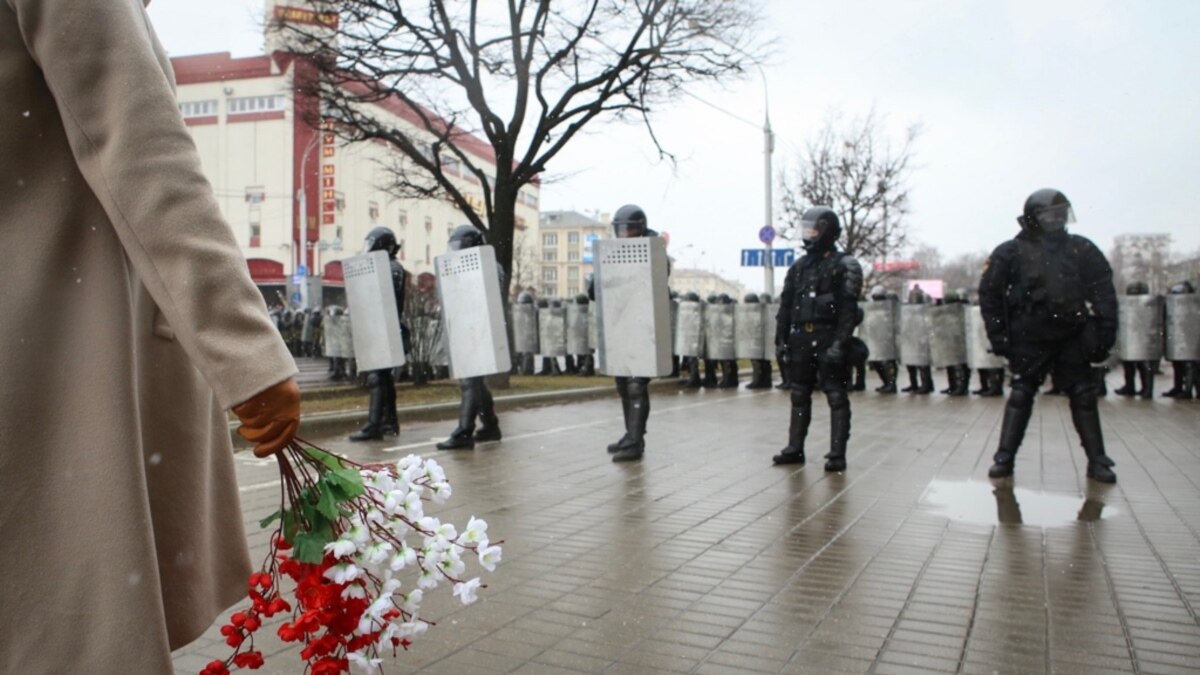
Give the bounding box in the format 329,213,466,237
758,225,776,245
741,248,795,268
297,264,308,277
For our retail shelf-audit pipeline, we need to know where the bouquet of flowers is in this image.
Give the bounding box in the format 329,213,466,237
202,441,501,674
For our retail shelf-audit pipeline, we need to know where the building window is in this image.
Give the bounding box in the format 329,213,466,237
179,100,218,118
425,244,431,264
567,267,579,281
543,233,557,246
543,250,557,262
567,284,579,295
567,232,580,244
368,201,380,223
542,285,556,297
542,267,557,282
567,251,580,262
227,95,286,114
398,209,408,229
249,223,261,248
424,216,432,233
399,239,406,261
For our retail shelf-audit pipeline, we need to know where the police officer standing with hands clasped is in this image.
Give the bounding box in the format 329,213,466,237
773,207,863,471
979,189,1119,483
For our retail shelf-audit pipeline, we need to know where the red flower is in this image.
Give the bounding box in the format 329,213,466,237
225,632,245,648
233,650,266,669
200,660,230,675
230,612,247,628
278,622,303,643
310,656,349,674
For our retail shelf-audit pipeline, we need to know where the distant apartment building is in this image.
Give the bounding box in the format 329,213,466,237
669,268,749,300
536,210,612,298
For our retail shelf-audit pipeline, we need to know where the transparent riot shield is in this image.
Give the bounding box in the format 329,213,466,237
434,245,511,378
344,251,406,371
735,303,766,360
1165,294,1200,360
594,237,672,377
1116,295,1164,361
861,298,899,362
925,304,967,368
965,305,1006,369
899,304,931,367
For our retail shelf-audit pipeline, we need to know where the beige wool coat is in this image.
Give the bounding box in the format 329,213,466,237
0,0,297,671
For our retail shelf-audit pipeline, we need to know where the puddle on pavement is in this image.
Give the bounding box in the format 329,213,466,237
920,480,1118,527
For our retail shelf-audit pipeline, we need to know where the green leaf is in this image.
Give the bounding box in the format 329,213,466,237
303,446,345,472
316,484,341,521
326,468,365,500
293,531,328,564
259,510,282,529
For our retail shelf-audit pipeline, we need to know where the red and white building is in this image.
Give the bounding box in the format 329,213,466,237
170,2,539,306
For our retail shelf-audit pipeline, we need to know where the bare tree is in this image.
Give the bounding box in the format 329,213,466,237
276,0,764,295
779,109,920,265
1111,233,1172,294
509,229,538,299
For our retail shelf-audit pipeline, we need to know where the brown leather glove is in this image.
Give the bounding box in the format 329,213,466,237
233,378,301,458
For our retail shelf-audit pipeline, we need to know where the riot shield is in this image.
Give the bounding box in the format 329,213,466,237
861,298,899,362
705,303,736,360
344,251,406,371
323,312,341,358
566,302,590,355
965,306,1005,369
1116,295,1164,361
434,245,511,378
735,303,766,360
511,303,539,354
1165,294,1200,361
594,237,672,377
899,304,931,367
538,305,567,357
428,318,449,367
925,304,967,368
588,302,599,353
339,313,355,359
763,301,778,358
673,301,704,357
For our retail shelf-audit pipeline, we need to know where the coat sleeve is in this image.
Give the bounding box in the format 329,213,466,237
7,0,296,408
978,242,1014,346
775,263,798,346
834,255,864,344
1077,237,1118,347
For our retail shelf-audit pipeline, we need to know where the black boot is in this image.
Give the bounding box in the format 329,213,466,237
349,374,386,441
878,361,898,394
1178,362,1197,400
851,363,866,392
870,362,887,391
775,357,791,389
941,367,955,395
972,369,989,395
608,383,633,453
824,390,850,472
746,361,766,389
917,367,934,394
1114,362,1137,396
702,359,719,388
613,379,648,462
1069,388,1116,483
438,380,479,450
682,357,702,389
981,369,1005,397
951,365,970,396
773,386,811,465
901,366,919,392
989,387,1034,478
1136,362,1155,399
760,359,774,389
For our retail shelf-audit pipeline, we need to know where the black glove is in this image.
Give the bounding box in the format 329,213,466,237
988,335,1011,358
821,340,846,366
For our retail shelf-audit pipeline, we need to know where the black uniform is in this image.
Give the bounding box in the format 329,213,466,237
979,189,1118,482
437,225,502,450
773,207,863,471
350,226,408,441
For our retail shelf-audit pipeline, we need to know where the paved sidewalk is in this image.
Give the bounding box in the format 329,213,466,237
175,379,1200,674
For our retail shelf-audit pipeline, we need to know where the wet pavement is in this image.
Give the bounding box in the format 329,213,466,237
174,377,1200,674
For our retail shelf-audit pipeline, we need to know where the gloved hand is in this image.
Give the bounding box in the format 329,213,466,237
821,340,846,366
233,378,301,458
988,335,1011,358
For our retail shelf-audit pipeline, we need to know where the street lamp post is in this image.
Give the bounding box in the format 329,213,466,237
761,101,775,297
295,133,320,307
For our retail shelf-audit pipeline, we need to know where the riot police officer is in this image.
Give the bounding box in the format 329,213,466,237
598,204,660,462
680,291,704,388
349,227,408,441
513,291,538,375
743,294,772,389
863,285,900,393
716,294,740,388
437,225,502,450
1163,281,1198,399
1113,281,1158,398
979,189,1118,483
773,207,864,471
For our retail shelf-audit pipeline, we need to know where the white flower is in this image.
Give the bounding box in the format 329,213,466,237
453,577,482,605
341,583,368,600
399,589,422,614
417,566,440,589
366,593,395,620
438,548,466,578
382,577,402,595
429,481,452,504
389,543,417,571
356,613,380,636
461,517,488,546
395,455,422,472
345,520,371,545
402,491,424,519
360,540,394,567
422,459,446,484
478,544,502,572
365,505,387,525
323,561,361,584
364,470,395,494
394,620,428,639
348,650,383,673
325,537,358,558
433,522,457,544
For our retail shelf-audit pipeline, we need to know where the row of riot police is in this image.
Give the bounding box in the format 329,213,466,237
673,293,777,390
510,293,597,376
270,307,324,358
1108,280,1200,400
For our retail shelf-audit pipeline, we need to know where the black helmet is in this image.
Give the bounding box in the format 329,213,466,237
870,284,887,300
799,207,841,251
684,292,701,302
718,293,732,304
536,298,549,308
448,224,485,251
759,293,772,303
706,294,718,304
1019,189,1074,234
612,204,648,238
1168,280,1196,295
551,299,563,308
517,291,534,304
363,226,400,257
744,293,760,303
575,293,589,304
1126,281,1150,296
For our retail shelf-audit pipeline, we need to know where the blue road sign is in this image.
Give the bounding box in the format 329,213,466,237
741,248,796,267
758,225,776,245
297,264,308,277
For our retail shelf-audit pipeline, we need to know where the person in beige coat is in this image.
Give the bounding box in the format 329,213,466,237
1,0,303,671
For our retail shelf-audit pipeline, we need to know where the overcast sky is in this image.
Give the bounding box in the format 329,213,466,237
149,0,1200,291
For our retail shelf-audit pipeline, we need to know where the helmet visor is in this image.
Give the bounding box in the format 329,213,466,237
361,237,376,254
1034,204,1075,232
614,223,645,238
